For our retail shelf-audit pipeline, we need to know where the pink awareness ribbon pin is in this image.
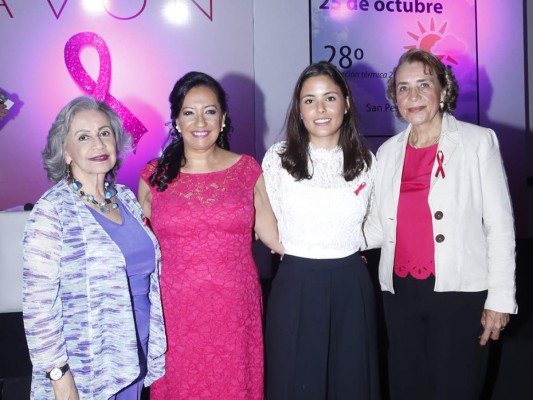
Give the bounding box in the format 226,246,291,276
64,32,147,149
354,182,366,195
435,150,445,178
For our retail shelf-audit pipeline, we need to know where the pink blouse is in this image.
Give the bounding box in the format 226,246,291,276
394,143,438,279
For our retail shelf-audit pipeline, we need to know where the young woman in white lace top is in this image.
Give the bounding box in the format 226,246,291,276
262,62,379,399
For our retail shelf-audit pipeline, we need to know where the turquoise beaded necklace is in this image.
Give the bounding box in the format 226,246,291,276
71,179,118,214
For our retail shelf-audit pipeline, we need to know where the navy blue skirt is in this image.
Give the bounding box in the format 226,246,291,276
265,253,380,400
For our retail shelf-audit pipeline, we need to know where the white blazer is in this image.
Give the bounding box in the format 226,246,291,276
364,113,517,314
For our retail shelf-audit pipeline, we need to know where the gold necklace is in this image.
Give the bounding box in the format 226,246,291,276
409,131,441,149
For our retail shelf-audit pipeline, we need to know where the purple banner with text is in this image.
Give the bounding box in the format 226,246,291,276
310,0,478,135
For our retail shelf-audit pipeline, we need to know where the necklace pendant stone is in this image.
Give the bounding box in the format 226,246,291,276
71,180,82,191
104,186,117,199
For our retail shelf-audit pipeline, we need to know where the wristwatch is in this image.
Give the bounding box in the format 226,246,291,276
46,364,70,381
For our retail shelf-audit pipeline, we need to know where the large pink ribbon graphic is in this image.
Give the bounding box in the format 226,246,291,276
64,32,147,149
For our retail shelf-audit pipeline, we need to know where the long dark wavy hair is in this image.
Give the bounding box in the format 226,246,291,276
149,71,232,192
280,61,372,181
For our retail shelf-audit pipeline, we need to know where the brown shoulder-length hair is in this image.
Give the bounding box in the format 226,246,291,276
386,48,459,119
280,61,372,181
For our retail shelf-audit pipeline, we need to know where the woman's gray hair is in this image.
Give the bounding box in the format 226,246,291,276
42,96,132,183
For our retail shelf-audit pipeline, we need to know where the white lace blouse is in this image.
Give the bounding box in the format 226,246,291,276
262,141,375,259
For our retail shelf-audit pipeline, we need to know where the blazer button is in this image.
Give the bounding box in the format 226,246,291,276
434,211,444,220
435,234,445,243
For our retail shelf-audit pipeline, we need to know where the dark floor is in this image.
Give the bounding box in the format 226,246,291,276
1,240,532,399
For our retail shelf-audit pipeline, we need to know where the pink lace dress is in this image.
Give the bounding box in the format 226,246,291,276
141,155,264,399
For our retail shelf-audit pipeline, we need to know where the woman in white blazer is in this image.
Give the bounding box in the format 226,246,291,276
364,49,517,400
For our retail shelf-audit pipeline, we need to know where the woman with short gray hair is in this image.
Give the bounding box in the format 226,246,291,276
23,96,166,399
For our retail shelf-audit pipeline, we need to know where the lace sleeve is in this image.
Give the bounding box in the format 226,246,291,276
362,152,383,250
261,142,285,220
140,160,157,187
365,152,377,219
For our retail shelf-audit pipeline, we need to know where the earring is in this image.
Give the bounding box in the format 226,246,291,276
221,122,226,132
439,101,444,111
65,162,72,182
344,109,348,114
177,127,181,133
66,162,82,190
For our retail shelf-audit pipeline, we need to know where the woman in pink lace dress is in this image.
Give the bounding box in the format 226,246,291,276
138,72,283,399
